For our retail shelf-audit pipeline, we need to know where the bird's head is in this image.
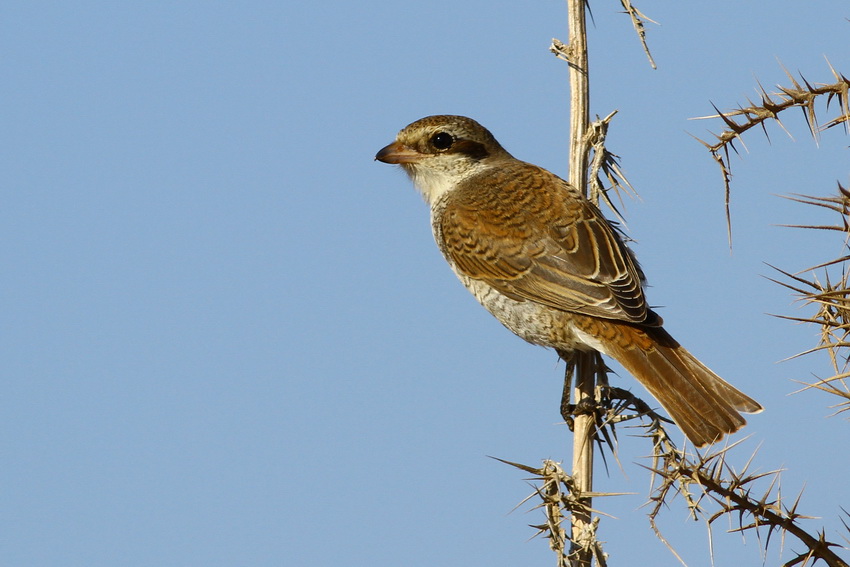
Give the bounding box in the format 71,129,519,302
375,115,512,205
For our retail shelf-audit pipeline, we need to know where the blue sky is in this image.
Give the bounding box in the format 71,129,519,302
2,2,848,565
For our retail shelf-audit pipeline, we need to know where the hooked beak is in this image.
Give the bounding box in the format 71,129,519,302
374,141,422,164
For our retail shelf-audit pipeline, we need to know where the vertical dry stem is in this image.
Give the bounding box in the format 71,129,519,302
567,1,590,192
566,1,594,566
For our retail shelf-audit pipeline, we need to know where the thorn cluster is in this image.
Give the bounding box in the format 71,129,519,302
494,457,616,567
587,111,640,226
771,184,850,416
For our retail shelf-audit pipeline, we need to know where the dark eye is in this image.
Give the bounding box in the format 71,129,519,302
430,132,454,151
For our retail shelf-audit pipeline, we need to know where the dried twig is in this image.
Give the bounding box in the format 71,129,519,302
618,0,658,69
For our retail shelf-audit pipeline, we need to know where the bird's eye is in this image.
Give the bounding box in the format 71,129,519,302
430,132,454,151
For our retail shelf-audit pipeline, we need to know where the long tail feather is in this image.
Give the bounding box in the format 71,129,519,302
606,325,763,447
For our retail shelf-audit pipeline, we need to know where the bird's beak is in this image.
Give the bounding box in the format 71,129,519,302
375,141,422,164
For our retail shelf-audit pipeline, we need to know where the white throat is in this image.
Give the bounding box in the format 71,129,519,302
409,167,456,205
406,159,489,206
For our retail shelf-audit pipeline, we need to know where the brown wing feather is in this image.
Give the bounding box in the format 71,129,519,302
437,161,651,324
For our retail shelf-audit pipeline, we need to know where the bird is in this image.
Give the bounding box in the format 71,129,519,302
375,114,762,448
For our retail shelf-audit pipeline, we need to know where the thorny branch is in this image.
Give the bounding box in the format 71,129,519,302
645,439,849,567
693,63,850,243
503,385,849,567
770,184,850,416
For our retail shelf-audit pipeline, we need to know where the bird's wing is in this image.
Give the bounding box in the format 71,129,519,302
437,162,652,324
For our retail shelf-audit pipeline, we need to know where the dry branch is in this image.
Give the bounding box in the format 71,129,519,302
644,440,849,567
693,64,850,241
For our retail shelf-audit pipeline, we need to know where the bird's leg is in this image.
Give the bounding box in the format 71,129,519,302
572,352,603,418
559,350,609,432
558,350,576,429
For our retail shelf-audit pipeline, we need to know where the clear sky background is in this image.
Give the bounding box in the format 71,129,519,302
2,2,849,566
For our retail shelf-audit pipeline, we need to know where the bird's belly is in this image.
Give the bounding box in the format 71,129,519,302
456,274,592,353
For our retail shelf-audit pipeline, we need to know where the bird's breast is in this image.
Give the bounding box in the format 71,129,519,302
451,270,593,353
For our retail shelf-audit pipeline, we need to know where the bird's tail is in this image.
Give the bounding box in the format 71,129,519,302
603,324,763,448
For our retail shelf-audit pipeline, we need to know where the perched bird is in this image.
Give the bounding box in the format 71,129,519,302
375,114,762,447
